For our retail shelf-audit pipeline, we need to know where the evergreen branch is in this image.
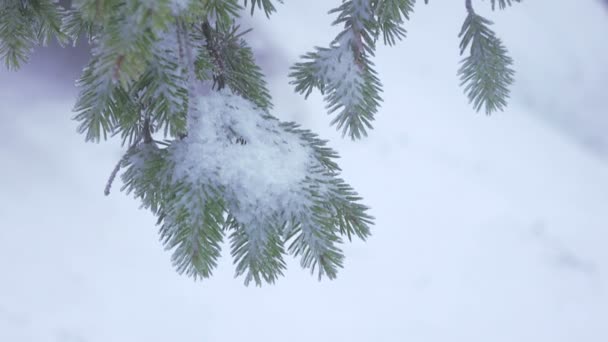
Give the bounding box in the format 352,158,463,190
2,0,525,286
78,0,109,22
229,218,287,286
288,51,323,98
121,144,171,216
30,0,68,45
103,118,147,196
290,0,383,139
197,21,273,110
280,122,341,174
0,0,65,69
61,8,96,46
287,222,344,280
489,0,522,10
111,90,146,146
191,0,242,25
290,45,382,139
121,91,374,285
284,168,373,279
159,186,225,280
327,178,373,241
458,1,514,114
73,54,121,142
243,0,283,17
72,0,182,142
373,0,415,46
130,25,189,140
0,4,36,69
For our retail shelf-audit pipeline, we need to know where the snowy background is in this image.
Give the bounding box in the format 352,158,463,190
1,0,607,341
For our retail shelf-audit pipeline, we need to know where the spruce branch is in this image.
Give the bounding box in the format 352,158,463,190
290,0,382,139
458,0,514,114
193,0,242,25
61,7,95,45
373,0,416,46
489,0,522,11
196,20,273,110
121,90,374,286
0,0,65,69
229,218,287,285
4,0,526,286
159,186,226,280
244,0,283,17
105,113,153,196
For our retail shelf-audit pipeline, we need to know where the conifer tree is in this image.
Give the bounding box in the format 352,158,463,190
1,0,520,285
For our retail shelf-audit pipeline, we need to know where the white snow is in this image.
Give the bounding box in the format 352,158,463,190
311,1,373,117
169,90,311,229
316,33,364,110
1,0,607,341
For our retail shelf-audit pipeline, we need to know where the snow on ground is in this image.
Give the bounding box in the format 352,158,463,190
1,0,607,341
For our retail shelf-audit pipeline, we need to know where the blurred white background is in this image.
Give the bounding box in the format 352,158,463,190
1,1,607,341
